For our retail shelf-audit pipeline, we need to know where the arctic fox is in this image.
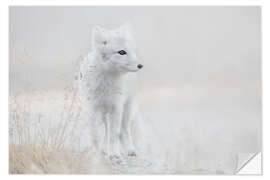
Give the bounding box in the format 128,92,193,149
78,25,143,159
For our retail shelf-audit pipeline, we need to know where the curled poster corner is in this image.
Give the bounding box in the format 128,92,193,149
236,152,262,175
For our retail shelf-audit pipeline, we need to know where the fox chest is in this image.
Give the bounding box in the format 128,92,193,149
88,84,129,111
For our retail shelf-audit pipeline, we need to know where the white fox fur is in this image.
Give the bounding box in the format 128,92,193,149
78,25,143,159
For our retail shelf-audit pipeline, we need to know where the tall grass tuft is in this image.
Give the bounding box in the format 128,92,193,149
9,86,114,174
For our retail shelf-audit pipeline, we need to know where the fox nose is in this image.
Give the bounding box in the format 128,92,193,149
137,64,143,69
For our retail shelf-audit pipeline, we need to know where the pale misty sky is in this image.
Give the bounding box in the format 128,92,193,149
10,6,260,92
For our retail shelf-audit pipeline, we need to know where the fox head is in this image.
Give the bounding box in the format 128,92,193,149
91,25,143,74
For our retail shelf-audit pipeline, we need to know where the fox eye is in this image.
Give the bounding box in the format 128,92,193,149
118,50,127,55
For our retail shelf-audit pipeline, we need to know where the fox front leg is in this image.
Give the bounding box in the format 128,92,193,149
107,104,123,160
101,112,110,155
120,98,137,157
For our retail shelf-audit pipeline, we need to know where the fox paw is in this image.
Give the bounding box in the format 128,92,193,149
127,150,137,157
109,154,122,164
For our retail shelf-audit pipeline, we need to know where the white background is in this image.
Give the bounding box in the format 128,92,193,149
8,7,261,172
1,0,269,179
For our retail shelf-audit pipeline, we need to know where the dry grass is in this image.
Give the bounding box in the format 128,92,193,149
9,86,115,174
9,144,92,174
9,51,116,174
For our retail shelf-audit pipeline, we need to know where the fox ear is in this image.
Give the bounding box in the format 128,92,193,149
92,26,107,47
119,23,135,39
118,23,131,35
118,23,136,48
